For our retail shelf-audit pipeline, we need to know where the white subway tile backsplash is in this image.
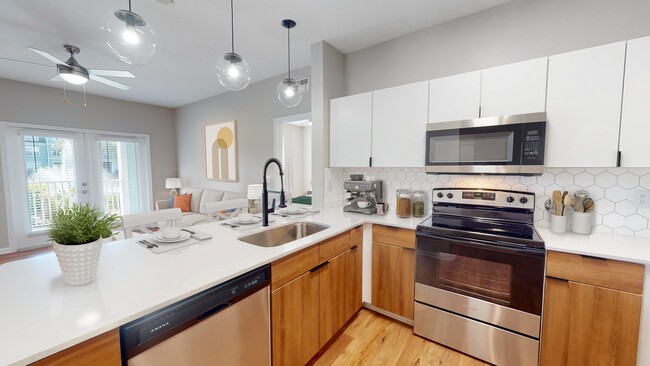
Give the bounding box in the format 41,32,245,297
324,167,650,237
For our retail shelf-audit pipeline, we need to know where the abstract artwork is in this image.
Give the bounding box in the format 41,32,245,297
205,120,238,181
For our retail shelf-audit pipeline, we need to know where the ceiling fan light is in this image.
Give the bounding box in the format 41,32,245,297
276,78,302,107
57,64,89,85
216,52,251,91
101,9,157,65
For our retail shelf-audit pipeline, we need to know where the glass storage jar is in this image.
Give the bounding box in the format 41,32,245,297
412,190,425,217
396,189,412,218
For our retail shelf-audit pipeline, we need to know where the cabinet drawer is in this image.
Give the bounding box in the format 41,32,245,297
271,245,320,291
350,225,363,248
319,231,350,262
372,225,415,249
546,251,644,294
30,329,120,366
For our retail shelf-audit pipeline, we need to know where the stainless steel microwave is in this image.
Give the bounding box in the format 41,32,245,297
425,112,546,175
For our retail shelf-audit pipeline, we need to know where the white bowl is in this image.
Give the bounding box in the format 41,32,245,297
237,213,254,222
357,201,371,209
161,227,182,239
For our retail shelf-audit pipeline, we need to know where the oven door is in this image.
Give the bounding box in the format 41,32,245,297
415,231,545,337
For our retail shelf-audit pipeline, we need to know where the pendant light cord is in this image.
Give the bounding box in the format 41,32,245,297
287,25,291,79
230,0,235,54
128,0,132,12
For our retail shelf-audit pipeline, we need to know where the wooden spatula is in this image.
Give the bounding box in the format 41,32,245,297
552,190,562,216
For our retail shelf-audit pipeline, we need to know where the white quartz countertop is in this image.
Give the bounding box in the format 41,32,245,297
2,206,649,365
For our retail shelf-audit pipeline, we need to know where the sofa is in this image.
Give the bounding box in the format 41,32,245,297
155,187,247,227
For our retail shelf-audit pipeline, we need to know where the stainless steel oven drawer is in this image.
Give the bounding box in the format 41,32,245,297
414,302,539,366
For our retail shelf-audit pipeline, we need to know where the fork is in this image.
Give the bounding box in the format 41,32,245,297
139,240,158,248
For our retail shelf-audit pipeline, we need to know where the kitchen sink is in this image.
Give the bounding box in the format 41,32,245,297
238,221,330,247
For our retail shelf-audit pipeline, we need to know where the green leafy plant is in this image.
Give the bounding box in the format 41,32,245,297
49,203,121,245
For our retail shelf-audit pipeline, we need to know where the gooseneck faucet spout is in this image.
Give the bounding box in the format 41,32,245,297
262,158,287,227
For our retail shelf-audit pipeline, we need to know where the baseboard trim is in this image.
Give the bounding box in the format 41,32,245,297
362,302,414,327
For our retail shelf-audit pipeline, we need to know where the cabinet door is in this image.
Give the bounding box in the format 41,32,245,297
620,36,650,166
272,270,320,366
329,92,372,167
428,71,481,123
320,250,350,347
347,243,363,319
540,278,642,366
480,57,548,117
371,81,429,167
545,42,626,167
371,242,415,320
30,329,121,366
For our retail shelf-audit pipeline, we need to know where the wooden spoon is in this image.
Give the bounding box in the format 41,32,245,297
583,198,595,213
552,190,563,216
563,194,574,216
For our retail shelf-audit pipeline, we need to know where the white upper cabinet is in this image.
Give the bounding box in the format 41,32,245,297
480,57,548,117
428,71,481,123
330,92,372,167
371,81,429,167
545,42,626,167
620,36,650,167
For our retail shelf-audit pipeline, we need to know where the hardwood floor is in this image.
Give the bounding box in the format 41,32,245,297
309,308,489,366
0,245,53,265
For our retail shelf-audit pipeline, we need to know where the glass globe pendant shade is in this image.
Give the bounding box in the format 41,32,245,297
276,78,302,107
216,53,251,91
101,9,157,65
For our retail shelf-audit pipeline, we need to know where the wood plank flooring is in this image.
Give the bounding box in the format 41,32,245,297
0,245,52,265
309,308,490,366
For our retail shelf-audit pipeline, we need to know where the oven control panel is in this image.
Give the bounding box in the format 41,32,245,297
432,188,535,210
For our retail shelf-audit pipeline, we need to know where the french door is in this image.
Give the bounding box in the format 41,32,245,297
2,126,151,249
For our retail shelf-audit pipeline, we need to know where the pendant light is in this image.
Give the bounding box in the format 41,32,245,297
276,19,302,107
101,0,157,65
216,0,251,91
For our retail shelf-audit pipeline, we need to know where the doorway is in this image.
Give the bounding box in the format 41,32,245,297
273,113,312,205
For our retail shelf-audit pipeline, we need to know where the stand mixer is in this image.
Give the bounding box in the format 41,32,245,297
343,179,383,215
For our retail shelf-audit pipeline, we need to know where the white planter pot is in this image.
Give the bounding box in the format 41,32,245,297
52,240,103,286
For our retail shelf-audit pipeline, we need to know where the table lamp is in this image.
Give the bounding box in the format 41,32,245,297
165,178,181,197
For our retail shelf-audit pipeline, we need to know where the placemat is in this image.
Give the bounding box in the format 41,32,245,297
136,236,201,254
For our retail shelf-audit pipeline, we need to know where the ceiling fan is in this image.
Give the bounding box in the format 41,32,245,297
24,44,135,90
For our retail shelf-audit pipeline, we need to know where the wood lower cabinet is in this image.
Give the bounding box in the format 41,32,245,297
541,251,644,366
320,250,351,346
271,227,362,366
272,270,320,366
371,225,415,320
30,329,121,366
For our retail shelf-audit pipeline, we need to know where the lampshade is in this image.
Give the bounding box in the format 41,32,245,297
165,178,181,189
216,53,251,91
101,8,157,65
247,184,263,200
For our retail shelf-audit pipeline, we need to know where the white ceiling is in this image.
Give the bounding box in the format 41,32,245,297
0,0,510,108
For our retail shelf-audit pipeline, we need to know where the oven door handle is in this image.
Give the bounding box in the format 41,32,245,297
416,231,545,256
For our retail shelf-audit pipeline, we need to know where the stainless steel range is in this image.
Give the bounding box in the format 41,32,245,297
414,188,545,366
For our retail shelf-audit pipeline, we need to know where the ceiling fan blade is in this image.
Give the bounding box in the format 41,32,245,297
50,75,62,81
89,69,135,78
89,74,131,90
0,56,55,69
26,46,65,65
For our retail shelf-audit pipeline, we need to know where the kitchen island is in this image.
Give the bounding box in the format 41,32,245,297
1,207,649,365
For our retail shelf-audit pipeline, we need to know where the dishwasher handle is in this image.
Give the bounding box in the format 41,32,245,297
198,301,232,322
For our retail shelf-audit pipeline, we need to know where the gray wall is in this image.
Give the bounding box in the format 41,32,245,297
0,78,176,249
175,67,311,194
345,0,650,95
310,42,346,208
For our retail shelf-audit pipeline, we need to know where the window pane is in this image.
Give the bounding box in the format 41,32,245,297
23,135,77,231
99,140,141,215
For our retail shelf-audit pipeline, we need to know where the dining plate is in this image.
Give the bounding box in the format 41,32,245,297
279,207,306,215
153,232,191,243
231,217,261,225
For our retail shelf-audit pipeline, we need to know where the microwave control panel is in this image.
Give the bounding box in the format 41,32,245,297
522,122,546,164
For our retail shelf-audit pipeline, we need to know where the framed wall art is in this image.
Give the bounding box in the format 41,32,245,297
205,120,238,182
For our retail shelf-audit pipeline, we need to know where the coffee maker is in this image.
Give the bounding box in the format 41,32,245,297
343,179,383,215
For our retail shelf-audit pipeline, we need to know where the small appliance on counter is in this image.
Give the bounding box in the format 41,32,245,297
343,175,383,215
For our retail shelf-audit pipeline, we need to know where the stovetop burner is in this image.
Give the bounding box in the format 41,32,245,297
417,188,544,248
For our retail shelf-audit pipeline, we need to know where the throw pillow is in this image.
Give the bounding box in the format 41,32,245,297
173,193,192,212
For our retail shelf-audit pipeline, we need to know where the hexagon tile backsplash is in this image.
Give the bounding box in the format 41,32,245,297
324,167,650,237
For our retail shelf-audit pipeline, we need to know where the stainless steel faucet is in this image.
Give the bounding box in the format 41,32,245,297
261,158,287,226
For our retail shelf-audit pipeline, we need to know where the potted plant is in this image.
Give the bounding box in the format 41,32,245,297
49,203,120,286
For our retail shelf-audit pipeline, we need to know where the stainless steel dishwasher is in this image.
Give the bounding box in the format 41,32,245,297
120,265,271,365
